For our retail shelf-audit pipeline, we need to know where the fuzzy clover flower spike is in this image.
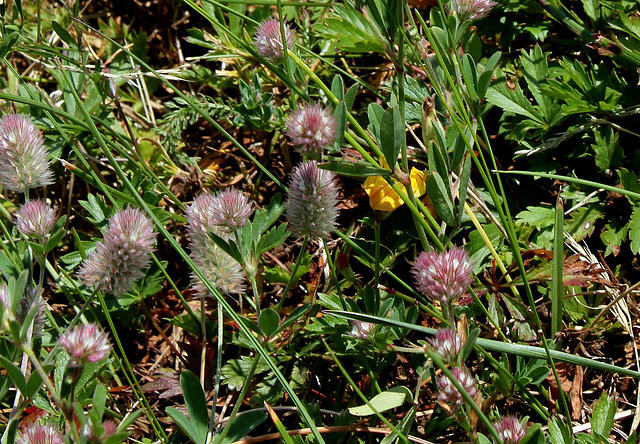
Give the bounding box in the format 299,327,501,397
286,102,337,159
0,114,54,194
446,0,497,22
286,161,340,240
412,246,473,322
494,415,527,444
187,193,246,296
209,188,254,234
254,18,295,64
78,207,156,297
437,366,478,415
429,327,464,365
58,323,112,367
14,199,58,240
16,421,65,444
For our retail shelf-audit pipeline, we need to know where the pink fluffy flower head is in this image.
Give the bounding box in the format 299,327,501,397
437,366,477,413
254,18,295,63
209,188,254,233
187,193,246,296
494,416,527,444
446,0,497,21
16,421,64,444
412,246,473,303
82,418,118,443
58,323,111,367
286,161,340,239
78,207,156,296
286,102,337,158
348,321,375,340
15,200,58,239
0,114,54,193
429,328,464,364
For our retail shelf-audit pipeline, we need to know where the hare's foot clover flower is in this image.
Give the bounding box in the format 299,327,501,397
254,18,295,63
58,323,111,367
429,328,464,364
347,320,376,340
15,200,58,239
412,246,473,304
78,207,156,296
209,188,254,233
286,161,340,240
446,0,497,21
0,114,54,193
494,415,527,444
286,102,337,158
16,421,64,444
437,366,478,413
187,193,246,296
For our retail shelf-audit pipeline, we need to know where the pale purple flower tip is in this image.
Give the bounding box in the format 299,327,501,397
254,18,295,63
16,421,64,444
494,415,526,444
82,418,118,443
286,161,340,239
15,200,58,239
58,323,111,367
429,328,464,363
187,193,246,296
286,102,337,158
437,366,477,412
446,0,497,21
412,246,473,303
0,114,54,193
0,284,9,312
209,188,254,232
78,207,156,296
348,320,375,339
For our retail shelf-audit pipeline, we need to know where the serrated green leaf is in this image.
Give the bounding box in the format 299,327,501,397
348,386,412,416
517,206,557,229
627,207,640,254
591,393,616,437
486,81,544,124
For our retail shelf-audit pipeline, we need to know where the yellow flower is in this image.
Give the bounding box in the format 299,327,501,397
364,167,427,212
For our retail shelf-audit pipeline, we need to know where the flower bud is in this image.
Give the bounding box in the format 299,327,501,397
347,321,375,340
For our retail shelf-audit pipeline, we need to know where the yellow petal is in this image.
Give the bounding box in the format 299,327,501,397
364,167,427,212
